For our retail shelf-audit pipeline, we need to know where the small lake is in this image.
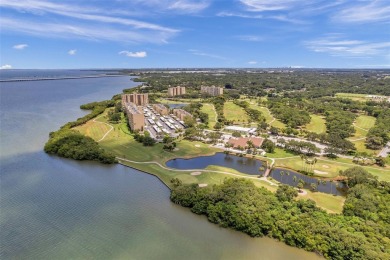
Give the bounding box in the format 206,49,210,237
166,153,345,196
168,103,187,109
166,152,265,175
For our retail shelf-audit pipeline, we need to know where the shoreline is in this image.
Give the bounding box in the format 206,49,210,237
0,74,125,82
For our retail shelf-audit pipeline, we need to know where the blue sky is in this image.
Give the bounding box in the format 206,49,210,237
1,0,389,69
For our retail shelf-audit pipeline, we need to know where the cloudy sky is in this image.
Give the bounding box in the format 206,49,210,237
1,0,389,69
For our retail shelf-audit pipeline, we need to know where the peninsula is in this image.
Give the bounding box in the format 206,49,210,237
44,69,390,259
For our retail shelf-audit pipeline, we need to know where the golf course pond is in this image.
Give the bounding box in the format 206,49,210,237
166,152,346,196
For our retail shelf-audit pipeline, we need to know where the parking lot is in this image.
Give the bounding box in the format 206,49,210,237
143,105,185,140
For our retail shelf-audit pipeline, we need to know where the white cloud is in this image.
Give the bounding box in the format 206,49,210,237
0,64,12,69
217,11,263,19
236,35,264,42
68,49,77,55
333,0,390,23
13,44,28,50
130,0,210,14
119,51,147,58
168,0,210,13
0,0,178,44
240,0,303,12
248,61,257,64
305,35,390,57
1,17,174,44
188,49,227,60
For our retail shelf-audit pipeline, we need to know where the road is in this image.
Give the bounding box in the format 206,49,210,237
379,142,390,157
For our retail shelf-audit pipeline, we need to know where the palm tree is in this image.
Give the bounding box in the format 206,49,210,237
280,171,285,182
293,175,297,183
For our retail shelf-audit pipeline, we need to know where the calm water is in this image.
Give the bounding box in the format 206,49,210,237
0,71,320,259
167,153,344,196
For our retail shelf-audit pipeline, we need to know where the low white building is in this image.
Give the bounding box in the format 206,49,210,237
224,126,257,135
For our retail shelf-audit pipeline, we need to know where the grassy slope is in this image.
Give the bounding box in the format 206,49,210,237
348,115,378,154
223,101,249,124
305,114,326,134
200,103,217,129
335,93,369,102
247,102,286,128
73,116,111,141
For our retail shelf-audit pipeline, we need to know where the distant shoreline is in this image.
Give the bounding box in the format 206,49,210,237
0,74,125,83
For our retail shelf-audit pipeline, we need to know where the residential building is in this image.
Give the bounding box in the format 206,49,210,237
153,104,169,115
200,85,223,96
122,93,149,106
173,109,193,121
124,102,144,131
168,86,186,97
228,137,264,149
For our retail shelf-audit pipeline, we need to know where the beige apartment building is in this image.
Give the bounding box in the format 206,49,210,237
173,109,193,121
153,104,169,115
200,86,223,96
122,93,149,106
124,102,144,131
168,86,186,97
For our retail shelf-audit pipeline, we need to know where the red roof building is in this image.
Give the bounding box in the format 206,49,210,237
228,137,264,149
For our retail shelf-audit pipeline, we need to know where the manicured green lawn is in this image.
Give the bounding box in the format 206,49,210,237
302,192,345,214
223,101,249,124
305,114,326,134
335,93,369,102
347,115,377,153
266,148,296,158
74,116,112,141
247,103,286,128
354,115,376,130
200,103,217,129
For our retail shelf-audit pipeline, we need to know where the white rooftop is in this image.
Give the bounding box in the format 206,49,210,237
224,126,257,133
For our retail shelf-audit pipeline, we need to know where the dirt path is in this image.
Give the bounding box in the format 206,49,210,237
93,115,114,142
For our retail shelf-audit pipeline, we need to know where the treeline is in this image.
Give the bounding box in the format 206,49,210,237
366,109,390,150
233,100,265,123
325,110,356,139
170,167,390,259
44,100,117,164
210,97,226,129
277,139,320,155
182,102,209,125
267,101,311,128
132,70,390,98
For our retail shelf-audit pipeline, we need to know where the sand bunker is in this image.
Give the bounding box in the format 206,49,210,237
198,184,208,187
314,170,328,175
191,172,202,176
195,144,201,147
298,189,308,195
322,165,330,169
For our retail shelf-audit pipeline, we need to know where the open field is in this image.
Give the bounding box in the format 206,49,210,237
335,93,370,102
247,102,286,128
223,101,249,124
336,93,389,102
273,154,390,181
200,103,217,129
305,114,326,134
354,115,376,130
74,116,112,141
347,115,378,153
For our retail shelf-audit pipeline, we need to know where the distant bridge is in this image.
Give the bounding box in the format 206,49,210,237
0,74,125,83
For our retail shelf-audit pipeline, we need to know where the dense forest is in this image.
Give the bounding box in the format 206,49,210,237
130,69,390,96
170,167,390,259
